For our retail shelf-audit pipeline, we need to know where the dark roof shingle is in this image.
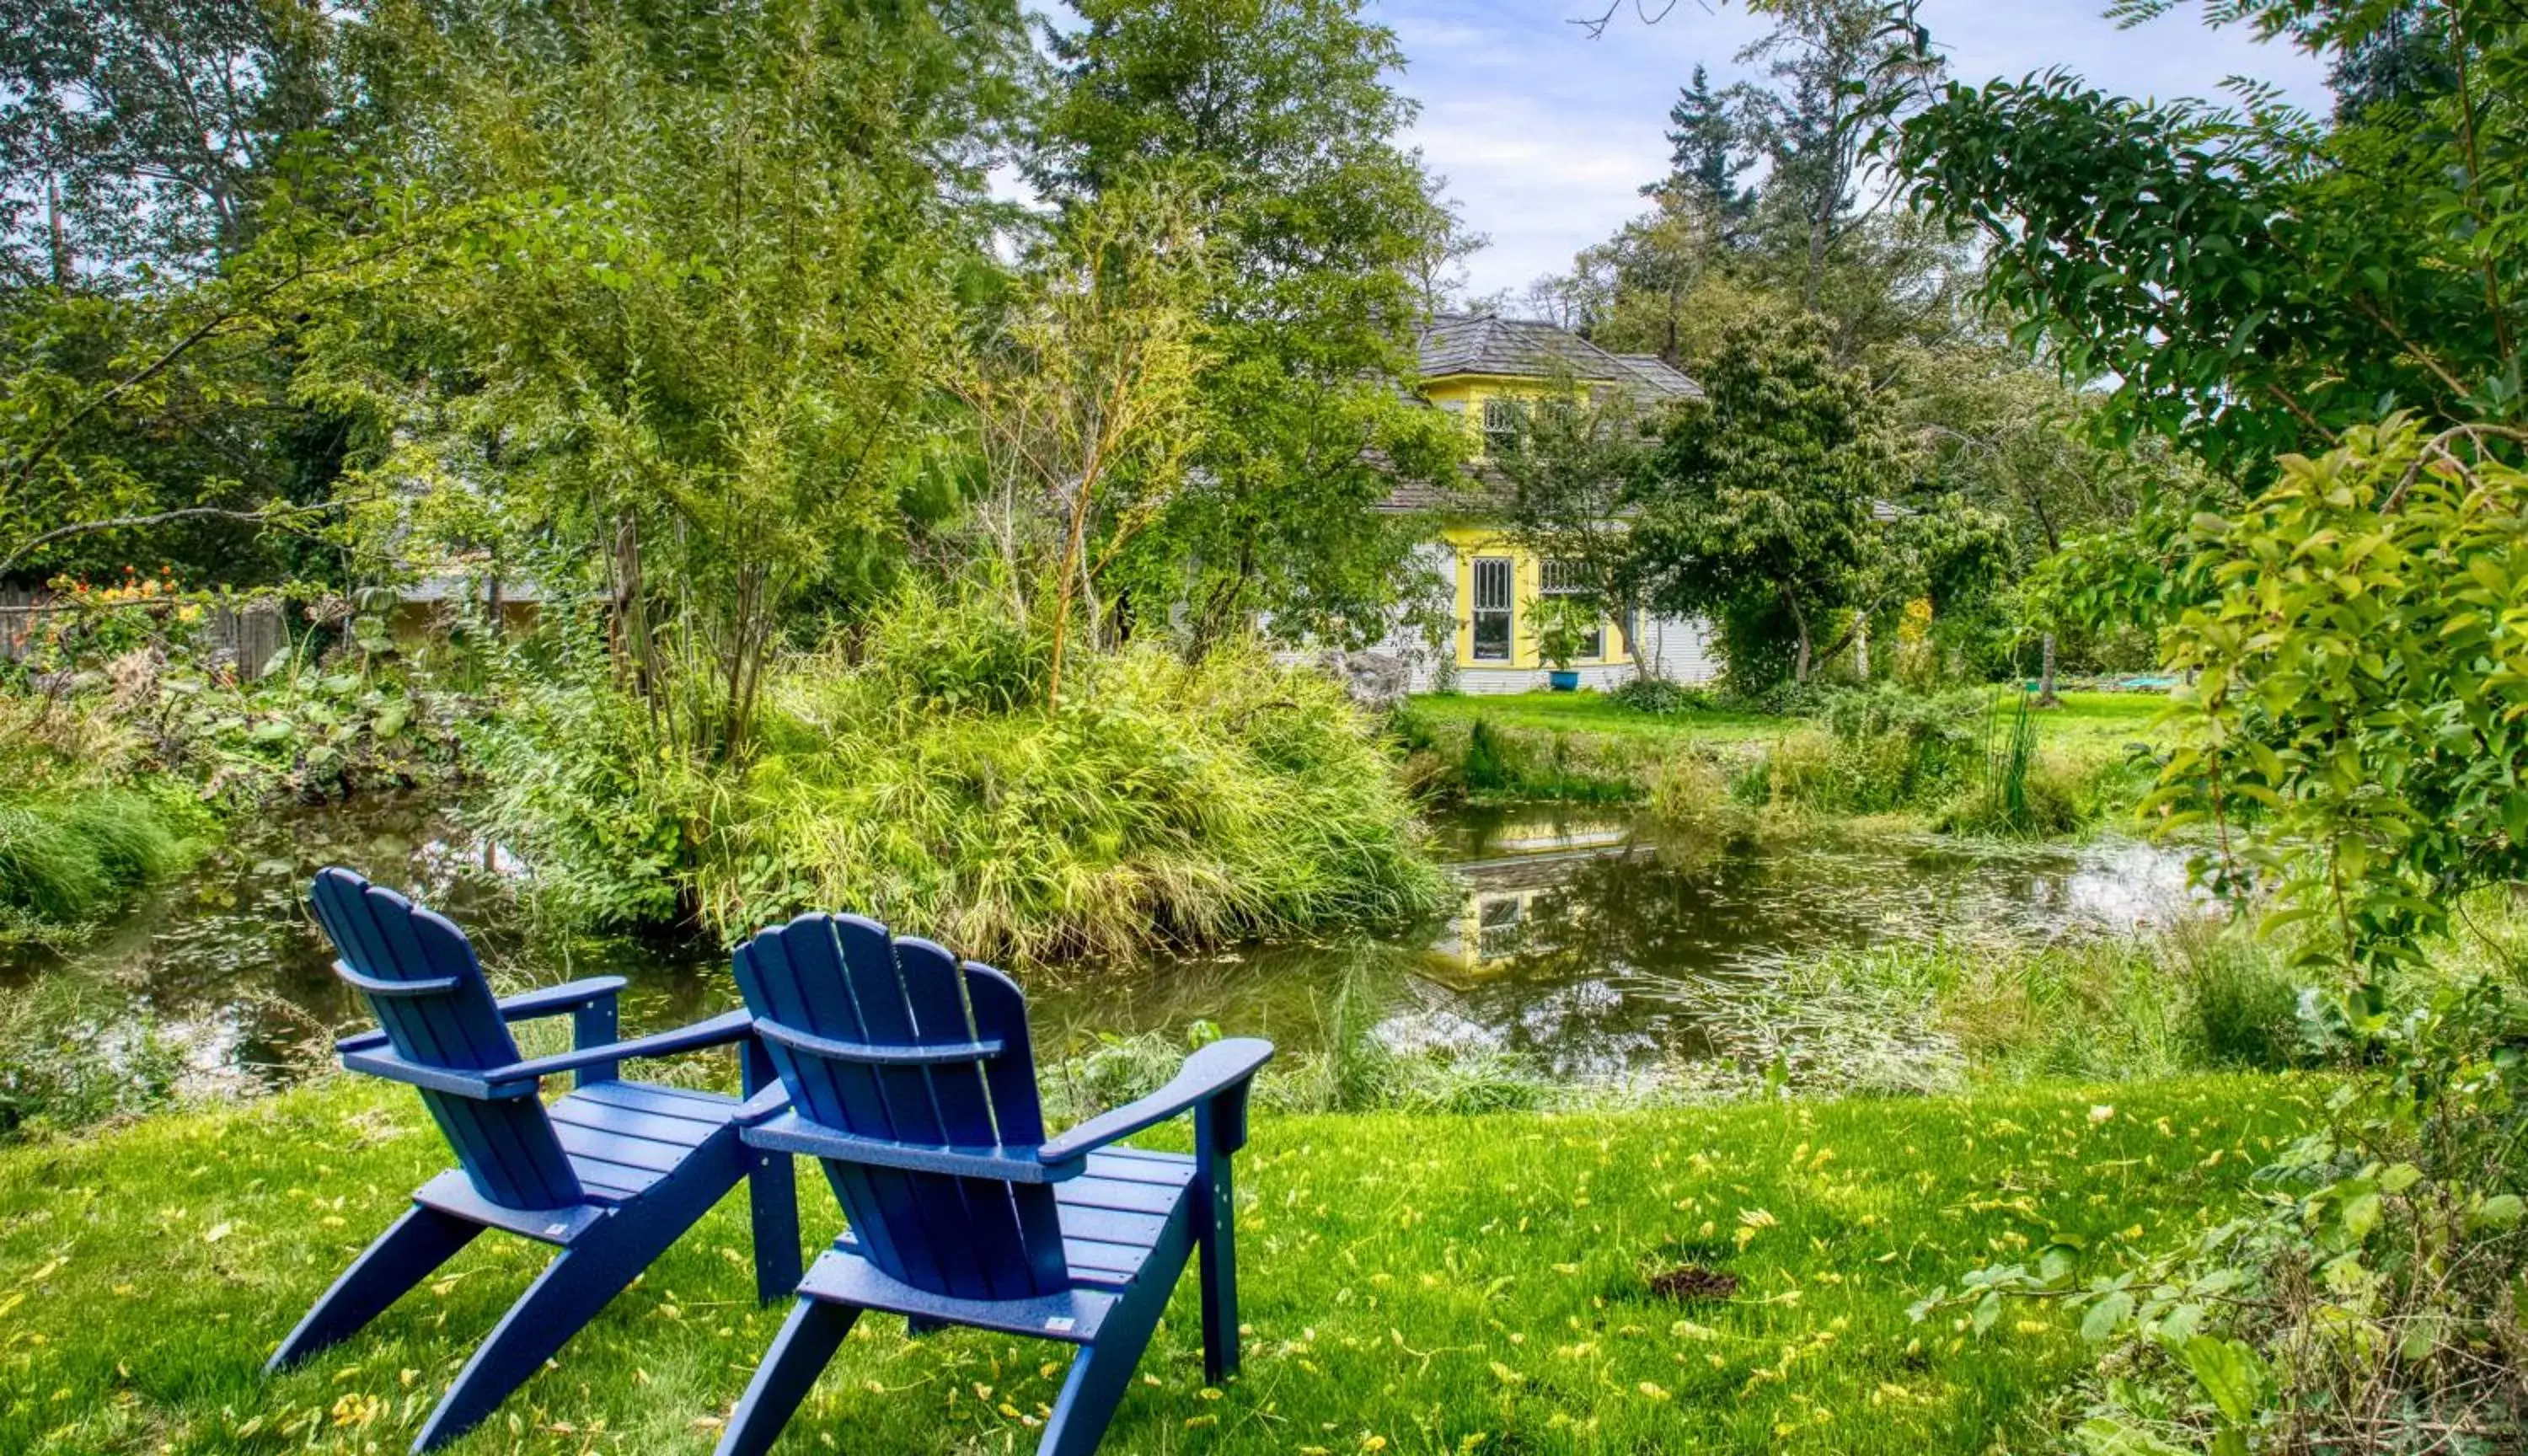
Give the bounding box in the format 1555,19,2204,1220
1414,313,1704,401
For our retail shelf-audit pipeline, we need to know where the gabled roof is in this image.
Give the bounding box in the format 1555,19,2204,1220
1414,313,1704,402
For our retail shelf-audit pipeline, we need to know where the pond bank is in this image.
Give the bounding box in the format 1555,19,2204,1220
0,1069,2322,1456
0,795,2233,1120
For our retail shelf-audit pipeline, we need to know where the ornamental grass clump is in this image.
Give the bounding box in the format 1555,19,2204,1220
711,640,1444,962
479,597,1445,964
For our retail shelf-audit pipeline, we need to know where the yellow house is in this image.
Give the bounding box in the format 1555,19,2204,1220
1379,313,1715,691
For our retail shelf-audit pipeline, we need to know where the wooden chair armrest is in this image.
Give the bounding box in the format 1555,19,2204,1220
494,977,628,1023
1037,1038,1274,1167
490,1009,755,1084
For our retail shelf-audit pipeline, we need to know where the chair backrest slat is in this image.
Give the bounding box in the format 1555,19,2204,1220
310,869,581,1211
734,913,1068,1303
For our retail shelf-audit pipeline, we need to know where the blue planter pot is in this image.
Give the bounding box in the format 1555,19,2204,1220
1547,670,1581,693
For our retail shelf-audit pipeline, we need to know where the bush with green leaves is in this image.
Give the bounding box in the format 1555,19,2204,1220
1608,676,1715,716
1918,420,2528,1451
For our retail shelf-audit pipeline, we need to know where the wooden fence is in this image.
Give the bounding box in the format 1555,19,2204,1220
0,587,290,680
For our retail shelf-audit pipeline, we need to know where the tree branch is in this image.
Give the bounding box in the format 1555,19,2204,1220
0,498,372,581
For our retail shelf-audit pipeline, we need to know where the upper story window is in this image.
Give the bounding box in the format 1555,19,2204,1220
1481,398,1525,456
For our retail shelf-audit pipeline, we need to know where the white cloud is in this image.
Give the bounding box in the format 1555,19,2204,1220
1375,0,2335,299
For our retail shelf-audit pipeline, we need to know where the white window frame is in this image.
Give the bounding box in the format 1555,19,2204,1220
1470,556,1514,661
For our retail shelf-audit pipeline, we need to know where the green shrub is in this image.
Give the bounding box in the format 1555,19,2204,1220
0,977,184,1138
1646,751,1751,837
479,607,1447,963
859,581,1047,713
469,640,694,929
1608,677,1714,716
1737,688,1982,816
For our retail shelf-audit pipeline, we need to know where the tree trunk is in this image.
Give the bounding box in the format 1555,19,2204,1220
1853,611,1870,681
2036,632,2061,708
1785,588,1813,683
1046,481,1095,709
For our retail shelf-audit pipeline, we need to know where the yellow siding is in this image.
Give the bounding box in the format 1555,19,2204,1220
1421,375,1594,460
1440,524,1625,671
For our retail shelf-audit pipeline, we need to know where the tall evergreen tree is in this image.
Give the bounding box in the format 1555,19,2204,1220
1656,63,1756,227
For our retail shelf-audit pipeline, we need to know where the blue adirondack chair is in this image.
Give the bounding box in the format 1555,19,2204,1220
715,913,1272,1456
270,868,804,1453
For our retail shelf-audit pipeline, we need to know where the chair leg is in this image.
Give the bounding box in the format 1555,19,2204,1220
715,1297,861,1456
742,1039,801,1306
749,1150,801,1305
267,1204,481,1375
410,1218,662,1453
1195,1151,1240,1384
1038,1286,1169,1456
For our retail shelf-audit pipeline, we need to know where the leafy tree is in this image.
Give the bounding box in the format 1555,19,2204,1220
1726,0,1942,317
0,0,346,286
0,0,367,589
299,0,1029,760
2323,0,2456,120
1560,189,1750,367
1895,2,2527,469
1634,311,1909,683
1406,174,1489,312
1889,341,2162,690
1029,0,1465,654
1490,377,1671,674
956,180,1210,706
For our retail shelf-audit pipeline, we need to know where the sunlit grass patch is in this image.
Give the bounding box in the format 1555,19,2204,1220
0,1073,2321,1453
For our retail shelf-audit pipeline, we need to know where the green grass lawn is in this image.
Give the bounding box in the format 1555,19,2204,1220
0,1073,2316,1454
1408,688,2170,759
1406,691,1789,747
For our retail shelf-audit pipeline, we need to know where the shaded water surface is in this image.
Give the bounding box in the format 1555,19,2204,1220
2,799,2196,1092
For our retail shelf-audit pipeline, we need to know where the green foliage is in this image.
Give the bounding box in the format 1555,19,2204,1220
1895,5,2528,468
153,654,454,806
300,0,1032,761
479,595,1444,962
1932,693,2095,838
1738,686,1982,815
467,629,693,930
1524,593,1599,672
1636,312,1911,686
0,976,183,1139
1608,676,1716,716
1446,716,1641,806
1031,0,1467,653
1925,419,2528,1449
2155,418,2528,965
1492,377,1668,656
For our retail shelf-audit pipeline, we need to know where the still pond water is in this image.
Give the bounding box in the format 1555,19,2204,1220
4,798,2198,1095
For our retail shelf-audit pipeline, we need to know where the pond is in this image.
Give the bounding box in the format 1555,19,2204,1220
1,797,2200,1095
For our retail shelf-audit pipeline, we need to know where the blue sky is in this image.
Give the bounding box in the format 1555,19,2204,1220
1379,0,2334,298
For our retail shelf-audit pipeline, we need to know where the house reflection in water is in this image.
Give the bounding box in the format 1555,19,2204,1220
1423,810,1646,986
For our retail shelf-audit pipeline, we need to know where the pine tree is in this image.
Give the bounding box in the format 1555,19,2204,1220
1654,64,1755,227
